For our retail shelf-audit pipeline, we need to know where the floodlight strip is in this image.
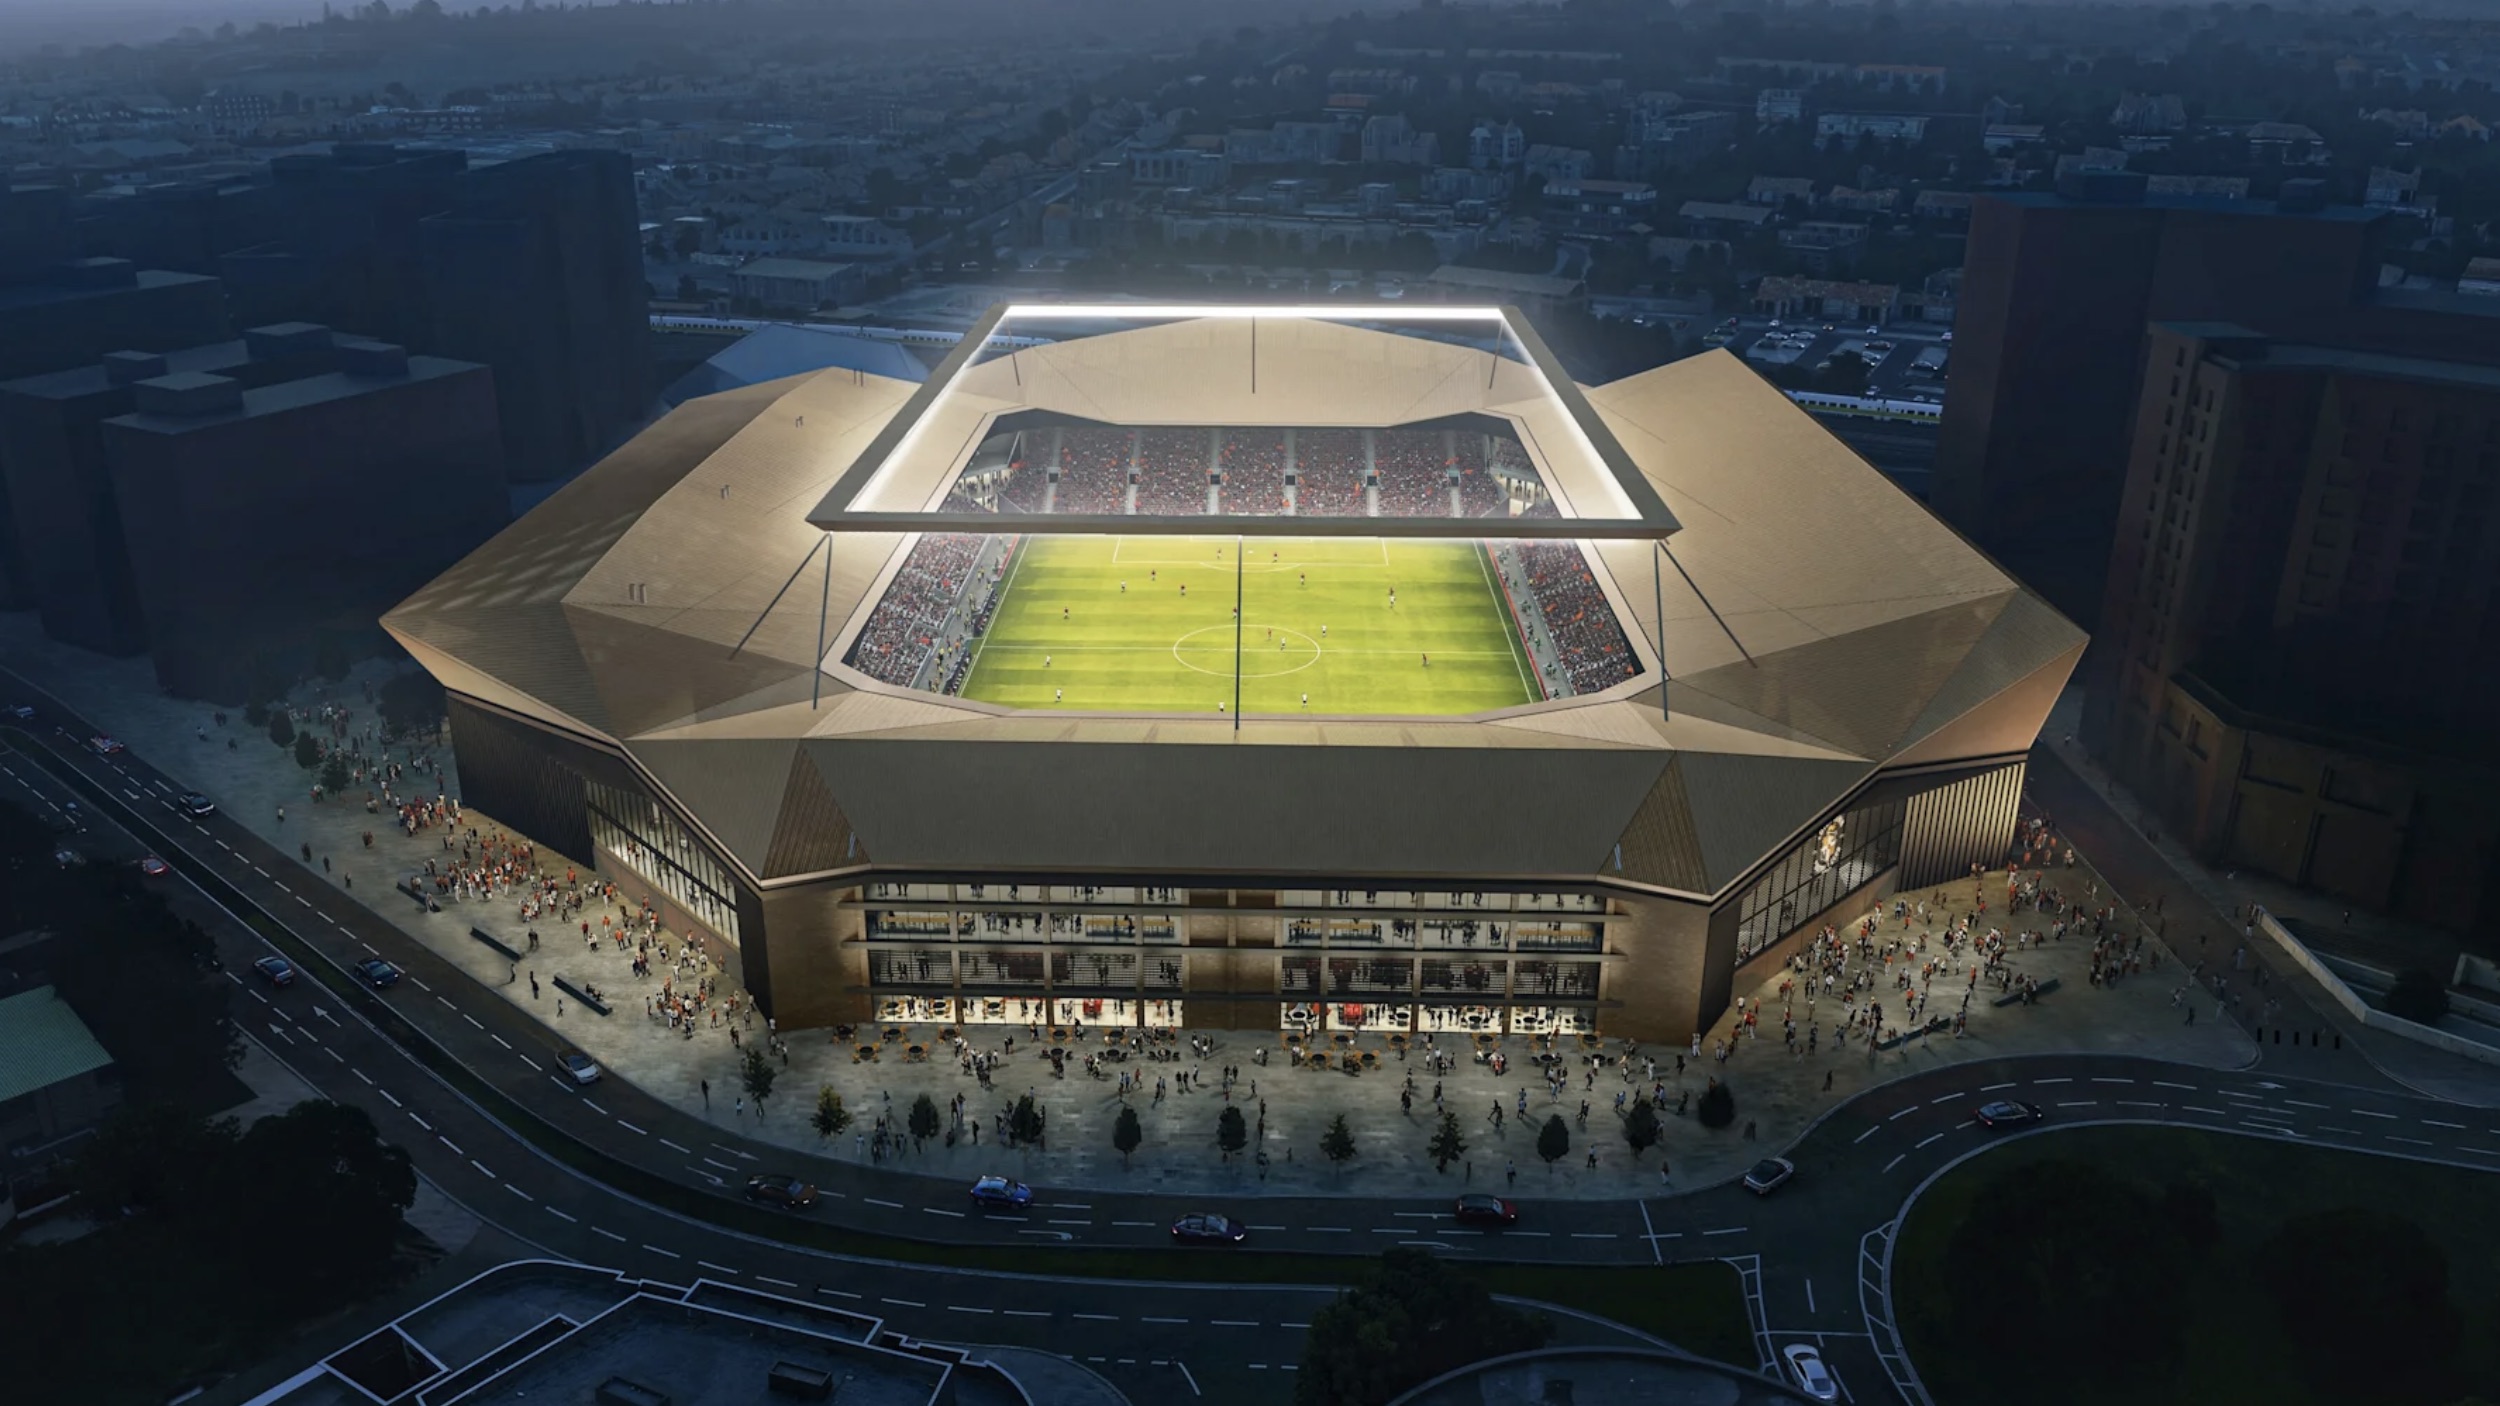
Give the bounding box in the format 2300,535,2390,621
1000,304,1507,322
809,302,1013,525
817,511,1672,541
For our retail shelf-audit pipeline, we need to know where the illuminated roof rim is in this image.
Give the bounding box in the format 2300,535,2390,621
803,303,1683,543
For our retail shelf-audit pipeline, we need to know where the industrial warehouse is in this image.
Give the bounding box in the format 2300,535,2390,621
383,305,2084,1042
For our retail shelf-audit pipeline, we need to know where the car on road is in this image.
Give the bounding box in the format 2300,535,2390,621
558,1051,602,1085
1784,1343,1839,1402
1742,1157,1796,1196
1170,1212,1249,1245
51,845,81,868
354,958,402,989
252,956,298,988
2,703,32,720
1975,1099,2044,1129
1453,1193,1519,1227
174,792,217,818
746,1174,819,1210
969,1175,1033,1208
136,854,169,878
86,735,125,756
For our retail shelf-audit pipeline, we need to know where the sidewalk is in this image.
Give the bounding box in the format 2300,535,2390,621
0,615,2256,1198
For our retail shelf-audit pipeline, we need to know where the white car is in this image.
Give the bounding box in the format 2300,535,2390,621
1784,1342,1839,1402
558,1050,602,1085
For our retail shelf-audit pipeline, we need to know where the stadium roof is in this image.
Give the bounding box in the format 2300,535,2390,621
804,304,1681,541
385,317,2083,899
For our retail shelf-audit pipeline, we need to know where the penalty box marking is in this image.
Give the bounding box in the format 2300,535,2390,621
1108,536,1392,571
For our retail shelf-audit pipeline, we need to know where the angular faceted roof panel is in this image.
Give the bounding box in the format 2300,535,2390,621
386,315,2085,899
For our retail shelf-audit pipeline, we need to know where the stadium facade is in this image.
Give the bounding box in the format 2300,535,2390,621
385,307,2084,1043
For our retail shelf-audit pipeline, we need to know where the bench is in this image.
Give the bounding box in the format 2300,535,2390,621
1990,975,2061,1008
396,879,434,911
551,974,611,1016
468,925,522,961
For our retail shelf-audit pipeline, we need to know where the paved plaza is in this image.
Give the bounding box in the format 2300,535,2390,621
0,619,2258,1198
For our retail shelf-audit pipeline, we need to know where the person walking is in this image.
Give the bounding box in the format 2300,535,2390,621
701,1079,710,1108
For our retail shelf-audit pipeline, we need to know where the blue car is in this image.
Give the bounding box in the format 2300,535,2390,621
355,958,402,989
252,956,297,989
969,1175,1033,1208
1170,1212,1249,1245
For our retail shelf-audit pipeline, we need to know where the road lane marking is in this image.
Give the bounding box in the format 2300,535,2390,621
505,1184,531,1201
1141,1316,1189,1324
2425,1119,2467,1130
546,1207,578,1223
410,1113,433,1131
616,1121,646,1136
438,1136,463,1156
2152,1080,2196,1091
1048,1218,1089,1226
698,1261,740,1276
2351,1109,2397,1119
926,1209,967,1219
866,1198,903,1209
1981,1082,2017,1091
1310,1226,1351,1233
882,1298,925,1308
352,1068,374,1086
1701,1226,1749,1237
949,1306,993,1315
1930,1093,1961,1105
1854,1126,1880,1144
1570,1232,1619,1240
1211,1320,1259,1327
659,1138,692,1153
1003,1309,1050,1318
2055,1100,2097,1108
1916,1132,1945,1149
2090,1077,2133,1085
818,1288,862,1300
2387,1135,2434,1147
1114,1221,1157,1228
2182,1106,2227,1116
1369,1228,1412,1235
380,1090,401,1107
2283,1099,2329,1109
2319,1126,2362,1136
491,1035,512,1049
1883,1154,1905,1173
701,1157,738,1172
757,1276,798,1289
2034,1077,2071,1085
643,1245,682,1259
1073,1313,1119,1321
593,1226,627,1241
2460,1146,2500,1157
1887,1107,1917,1121
469,1158,495,1178
582,1099,606,1116
2115,1100,2165,1109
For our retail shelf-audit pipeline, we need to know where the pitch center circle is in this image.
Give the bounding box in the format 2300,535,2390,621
1172,624,1322,679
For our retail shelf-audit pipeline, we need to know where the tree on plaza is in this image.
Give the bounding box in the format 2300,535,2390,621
2258,1207,2462,1403
1940,1159,2187,1398
1428,1110,1467,1172
1295,1246,1553,1406
1536,1114,1570,1168
1696,1080,1736,1129
740,1047,777,1117
907,1093,941,1149
205,1100,416,1316
2386,969,2453,1025
1008,1093,1046,1147
1320,1112,1358,1171
293,732,322,770
244,698,271,729
811,1086,852,1143
377,671,447,738
1217,1104,1248,1160
319,752,351,795
1113,1106,1142,1168
1621,1097,1661,1160
268,712,294,748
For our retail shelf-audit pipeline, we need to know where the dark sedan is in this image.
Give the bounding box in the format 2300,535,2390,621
1453,1193,1519,1227
252,956,297,988
354,958,402,989
745,1174,819,1210
1975,1099,2045,1129
1170,1213,1249,1245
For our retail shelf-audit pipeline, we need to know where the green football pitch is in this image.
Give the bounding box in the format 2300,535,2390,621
958,535,1541,715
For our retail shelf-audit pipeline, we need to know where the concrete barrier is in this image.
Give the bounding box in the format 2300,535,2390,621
2252,907,2500,1068
468,925,522,962
551,974,611,1016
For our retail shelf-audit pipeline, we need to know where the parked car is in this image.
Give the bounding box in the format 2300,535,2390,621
354,958,402,989
252,956,298,988
558,1051,602,1086
137,855,169,878
1974,1099,2044,1129
1743,1157,1796,1196
1784,1343,1840,1402
175,792,217,818
86,735,125,756
745,1174,819,1210
969,1175,1033,1208
1,703,33,720
1170,1212,1249,1245
1453,1193,1519,1227
51,846,81,868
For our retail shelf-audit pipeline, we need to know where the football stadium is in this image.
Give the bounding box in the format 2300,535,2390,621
385,305,2085,1042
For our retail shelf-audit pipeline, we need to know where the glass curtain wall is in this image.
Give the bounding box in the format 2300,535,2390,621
584,779,741,946
1731,795,1906,965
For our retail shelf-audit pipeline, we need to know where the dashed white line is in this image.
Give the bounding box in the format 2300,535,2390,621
2115,1100,2165,1109
1210,1319,1259,1327
469,1158,495,1178
581,1099,606,1116
1701,1226,1749,1237
1982,1082,2018,1091
592,1226,626,1242
380,1090,401,1108
1073,1313,1120,1322
2387,1135,2434,1147
1916,1132,1945,1149
659,1138,693,1154
882,1298,925,1309
757,1275,797,1289
2283,1099,2330,1110
1853,1126,1880,1144
1140,1316,1189,1325
2459,1146,2500,1157
1047,1218,1090,1226
2090,1077,2134,1085
818,1288,862,1300
698,1261,740,1276
409,976,432,992
505,1184,531,1201
2152,1080,2196,1091
643,1244,682,1259
2055,1100,2098,1108
1369,1228,1412,1236
352,1068,374,1086
1887,1107,1917,1121
2424,1119,2467,1130
1113,1221,1157,1228
409,1113,433,1131
2182,1105,2228,1117
438,1135,464,1156
491,1034,512,1049
616,1121,646,1136
866,1198,903,1209
546,1207,578,1223
1883,1154,1905,1173
2351,1109,2398,1120
1002,1309,1051,1318
925,1208,967,1219
1930,1093,1962,1105
2034,1077,2072,1085
948,1306,993,1315
462,1014,483,1029
2319,1126,2363,1137
1310,1226,1351,1234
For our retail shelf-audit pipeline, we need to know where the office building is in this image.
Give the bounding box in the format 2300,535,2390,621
102,333,505,700
2084,324,2500,932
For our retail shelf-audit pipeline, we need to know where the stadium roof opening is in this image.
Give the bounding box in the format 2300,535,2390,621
806,304,1682,541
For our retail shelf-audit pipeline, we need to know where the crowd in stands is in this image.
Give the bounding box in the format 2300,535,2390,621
1514,541,1639,694
1133,428,1212,516
1373,430,1456,517
1292,429,1367,516
928,425,1549,521
1056,427,1132,514
1218,428,1289,515
847,533,986,687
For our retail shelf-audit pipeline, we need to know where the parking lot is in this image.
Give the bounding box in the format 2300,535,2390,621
1707,315,1953,404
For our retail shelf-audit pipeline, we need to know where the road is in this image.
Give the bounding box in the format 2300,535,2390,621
15,667,2495,1406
